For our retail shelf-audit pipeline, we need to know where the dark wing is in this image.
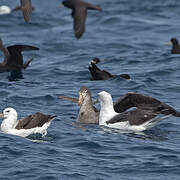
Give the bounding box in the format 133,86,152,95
113,92,162,113
20,0,32,22
58,95,79,104
113,92,180,117
58,95,99,112
86,3,102,11
23,58,33,69
73,6,87,39
106,109,158,126
102,70,114,78
89,63,113,80
5,45,39,69
119,74,130,80
16,112,56,129
88,63,102,80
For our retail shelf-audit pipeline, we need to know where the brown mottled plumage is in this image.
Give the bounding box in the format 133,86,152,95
20,0,33,22
77,86,99,124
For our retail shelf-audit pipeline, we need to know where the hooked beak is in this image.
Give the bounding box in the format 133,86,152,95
0,113,4,118
78,93,83,106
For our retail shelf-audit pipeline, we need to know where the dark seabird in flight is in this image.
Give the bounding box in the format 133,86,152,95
62,0,102,39
20,0,33,22
97,91,179,131
0,1,33,22
168,38,180,54
12,5,35,12
88,57,131,80
59,87,180,125
0,38,39,74
0,107,56,137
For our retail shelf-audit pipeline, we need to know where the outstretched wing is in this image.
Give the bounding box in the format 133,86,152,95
73,6,87,39
113,92,180,117
89,63,113,80
6,45,39,69
20,0,32,22
58,95,79,104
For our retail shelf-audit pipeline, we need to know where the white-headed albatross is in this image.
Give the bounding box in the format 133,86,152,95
97,91,177,131
59,87,180,126
0,107,56,137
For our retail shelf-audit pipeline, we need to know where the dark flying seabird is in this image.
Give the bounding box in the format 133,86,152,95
97,91,179,131
0,107,56,137
0,1,33,22
88,57,130,80
168,38,180,54
59,87,180,125
12,5,35,12
20,0,33,22
0,38,39,72
62,0,102,39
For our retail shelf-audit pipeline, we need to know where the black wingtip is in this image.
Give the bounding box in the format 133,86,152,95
120,74,131,80
50,115,56,120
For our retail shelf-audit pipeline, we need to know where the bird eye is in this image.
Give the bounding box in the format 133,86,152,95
6,110,10,113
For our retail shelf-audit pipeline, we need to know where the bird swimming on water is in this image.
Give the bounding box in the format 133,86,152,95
0,107,56,137
59,87,180,126
77,86,99,124
97,91,179,132
62,0,102,39
0,38,39,73
168,38,180,54
0,5,11,15
88,57,130,80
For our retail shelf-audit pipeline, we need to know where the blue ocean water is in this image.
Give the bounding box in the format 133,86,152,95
0,0,180,179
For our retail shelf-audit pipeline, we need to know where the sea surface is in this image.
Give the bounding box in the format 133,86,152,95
0,0,180,179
